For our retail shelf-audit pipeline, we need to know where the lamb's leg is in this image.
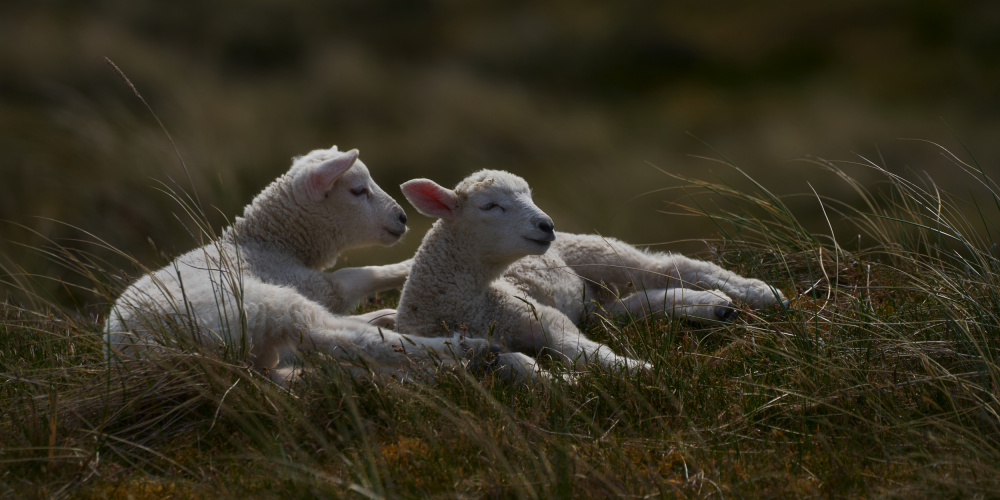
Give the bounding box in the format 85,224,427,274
327,258,412,308
548,331,651,375
246,289,489,375
482,352,575,385
354,309,398,328
517,304,651,374
556,233,786,308
293,321,490,369
268,365,303,386
608,288,739,323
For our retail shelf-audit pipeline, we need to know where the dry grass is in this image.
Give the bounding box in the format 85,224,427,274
3,141,999,498
5,1,1000,309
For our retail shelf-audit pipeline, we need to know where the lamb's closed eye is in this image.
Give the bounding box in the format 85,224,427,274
396,169,651,384
395,167,786,385
105,145,472,387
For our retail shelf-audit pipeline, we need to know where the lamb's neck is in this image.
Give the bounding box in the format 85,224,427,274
227,192,340,270
413,224,509,291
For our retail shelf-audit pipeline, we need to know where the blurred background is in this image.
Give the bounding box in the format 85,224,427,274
2,0,998,307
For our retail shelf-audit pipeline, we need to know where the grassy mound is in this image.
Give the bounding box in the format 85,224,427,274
2,143,998,498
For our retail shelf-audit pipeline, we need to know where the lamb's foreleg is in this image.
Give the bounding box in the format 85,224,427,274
353,309,398,328
515,303,651,375
483,351,575,385
327,258,412,306
245,289,488,378
301,320,491,369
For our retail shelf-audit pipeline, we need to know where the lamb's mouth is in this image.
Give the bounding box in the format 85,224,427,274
524,236,554,247
385,227,406,238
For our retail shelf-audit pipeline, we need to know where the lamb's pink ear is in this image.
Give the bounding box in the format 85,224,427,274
302,149,359,202
400,179,459,219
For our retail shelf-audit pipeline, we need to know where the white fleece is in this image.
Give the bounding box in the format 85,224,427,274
104,146,489,384
395,169,787,382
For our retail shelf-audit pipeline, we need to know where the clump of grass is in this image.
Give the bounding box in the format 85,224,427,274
3,140,999,498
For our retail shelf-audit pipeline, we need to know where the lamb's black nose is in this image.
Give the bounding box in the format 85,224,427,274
398,212,407,225
538,220,554,233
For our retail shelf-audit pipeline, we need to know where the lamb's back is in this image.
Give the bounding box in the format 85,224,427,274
109,241,251,324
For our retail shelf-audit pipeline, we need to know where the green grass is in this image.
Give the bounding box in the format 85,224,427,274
3,143,999,498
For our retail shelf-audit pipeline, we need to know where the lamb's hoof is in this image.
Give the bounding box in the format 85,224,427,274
715,304,739,322
626,359,653,374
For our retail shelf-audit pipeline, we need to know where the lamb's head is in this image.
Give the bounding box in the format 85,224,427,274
237,146,408,268
286,147,408,251
401,170,555,265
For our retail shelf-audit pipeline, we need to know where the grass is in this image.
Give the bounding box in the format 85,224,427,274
2,142,999,498
8,1,1000,306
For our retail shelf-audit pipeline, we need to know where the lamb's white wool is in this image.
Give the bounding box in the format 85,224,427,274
104,146,488,383
511,231,789,323
396,170,647,381
396,169,788,382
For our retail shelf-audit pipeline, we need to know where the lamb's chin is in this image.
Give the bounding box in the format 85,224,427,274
382,227,407,244
523,238,551,254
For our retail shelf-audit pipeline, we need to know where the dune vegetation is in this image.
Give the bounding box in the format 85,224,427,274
3,138,998,498
4,2,1000,497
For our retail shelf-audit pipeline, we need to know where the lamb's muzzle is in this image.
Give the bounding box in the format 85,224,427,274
104,145,469,385
396,168,788,383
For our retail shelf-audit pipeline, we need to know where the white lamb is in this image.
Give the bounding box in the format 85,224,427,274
104,146,489,383
395,170,787,381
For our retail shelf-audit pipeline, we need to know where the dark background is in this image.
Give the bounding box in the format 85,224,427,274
2,0,998,305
